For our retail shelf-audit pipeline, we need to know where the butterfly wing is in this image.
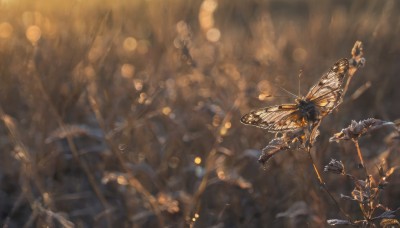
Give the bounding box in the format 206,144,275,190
241,59,349,132
305,58,349,116
240,104,307,132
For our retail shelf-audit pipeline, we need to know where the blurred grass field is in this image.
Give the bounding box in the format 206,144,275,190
0,0,399,227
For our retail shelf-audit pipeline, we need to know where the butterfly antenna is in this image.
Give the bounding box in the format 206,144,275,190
298,69,303,97
275,84,298,98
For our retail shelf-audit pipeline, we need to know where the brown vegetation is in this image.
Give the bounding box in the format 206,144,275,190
0,0,399,227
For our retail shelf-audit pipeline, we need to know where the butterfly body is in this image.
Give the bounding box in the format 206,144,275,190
241,58,350,132
296,98,319,123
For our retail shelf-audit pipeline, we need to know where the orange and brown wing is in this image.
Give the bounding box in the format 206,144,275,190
240,104,307,132
306,58,349,116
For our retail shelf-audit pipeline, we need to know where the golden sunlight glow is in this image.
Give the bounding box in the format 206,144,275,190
201,0,217,12
212,115,221,127
192,213,200,222
162,106,172,115
117,175,128,185
123,37,137,52
138,92,147,104
199,11,214,30
258,93,271,101
0,22,13,38
133,79,143,91
217,170,226,180
26,25,41,44
194,156,202,165
199,0,218,31
206,28,220,42
219,127,227,136
176,20,189,36
121,64,135,78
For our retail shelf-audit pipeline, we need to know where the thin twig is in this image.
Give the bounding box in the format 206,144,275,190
188,96,242,227
28,67,112,227
306,148,354,224
352,139,368,176
86,94,165,227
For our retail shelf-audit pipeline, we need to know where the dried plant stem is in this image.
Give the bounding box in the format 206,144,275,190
306,148,354,224
188,146,217,228
188,97,242,227
352,139,368,175
87,95,165,227
341,41,364,106
308,151,325,184
0,107,53,225
29,70,112,227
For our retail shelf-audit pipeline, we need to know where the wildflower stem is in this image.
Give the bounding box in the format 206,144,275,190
188,97,242,227
352,139,368,175
308,151,324,184
306,149,354,224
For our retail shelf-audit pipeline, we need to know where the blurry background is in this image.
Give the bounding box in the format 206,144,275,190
0,0,399,227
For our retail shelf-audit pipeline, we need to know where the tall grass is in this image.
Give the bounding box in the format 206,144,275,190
0,0,399,227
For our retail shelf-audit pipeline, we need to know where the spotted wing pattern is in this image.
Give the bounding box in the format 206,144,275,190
241,58,349,132
240,104,307,132
305,58,349,116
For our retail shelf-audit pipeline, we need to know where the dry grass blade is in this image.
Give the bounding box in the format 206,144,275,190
45,124,103,143
1,1,399,227
32,201,75,228
86,92,165,227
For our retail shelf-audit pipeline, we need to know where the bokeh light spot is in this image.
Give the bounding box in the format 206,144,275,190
26,25,41,44
0,22,13,38
133,79,143,91
162,106,171,115
212,115,221,127
217,170,226,180
194,156,202,165
201,0,217,12
138,92,147,104
206,28,220,42
220,127,227,136
123,37,137,52
121,64,135,78
199,12,214,30
258,93,272,101
117,176,128,185
199,0,218,30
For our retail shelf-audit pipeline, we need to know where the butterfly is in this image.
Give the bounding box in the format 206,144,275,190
241,58,350,132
